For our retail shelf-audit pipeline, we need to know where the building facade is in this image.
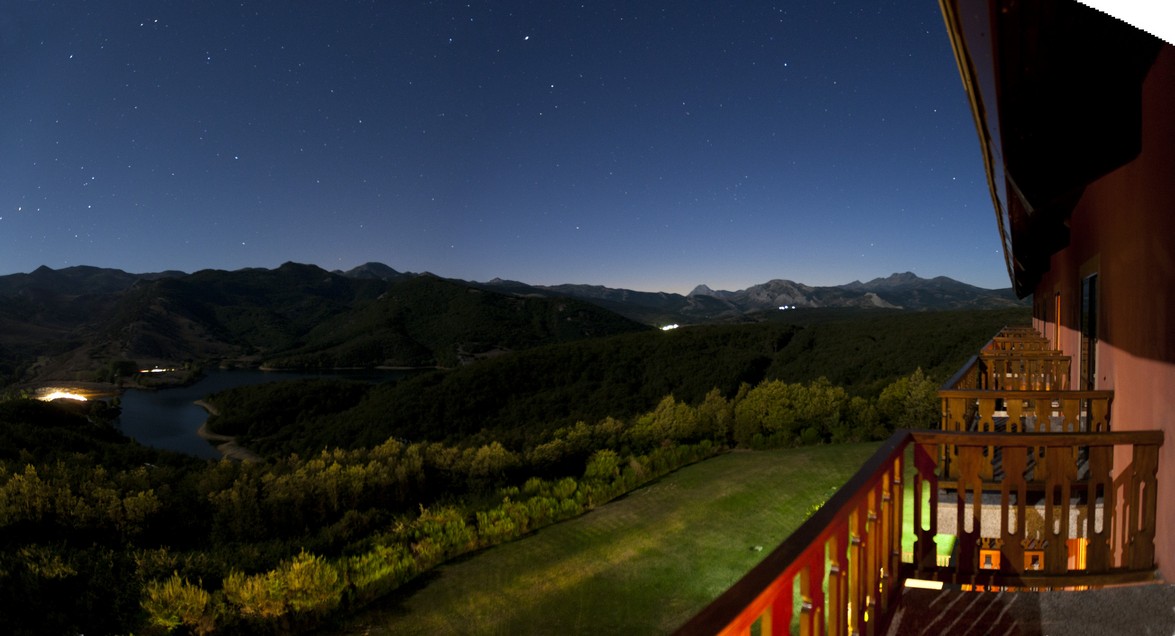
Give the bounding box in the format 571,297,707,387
940,0,1175,581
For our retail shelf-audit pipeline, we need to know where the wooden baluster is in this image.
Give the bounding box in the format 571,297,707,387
762,569,795,636
977,399,995,481
1085,443,1114,573
848,506,865,634
864,485,881,636
1005,397,1023,433
941,398,963,480
912,443,940,574
1000,446,1029,575
954,445,985,578
1032,395,1052,433
1089,397,1110,432
885,456,904,612
1031,397,1051,482
827,522,849,636
1059,398,1080,433
1043,445,1075,574
942,397,967,432
799,551,826,636
1126,444,1159,570
877,471,893,614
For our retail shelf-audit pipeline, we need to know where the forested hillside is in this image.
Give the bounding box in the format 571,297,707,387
0,264,650,386
0,306,1029,634
206,307,1026,456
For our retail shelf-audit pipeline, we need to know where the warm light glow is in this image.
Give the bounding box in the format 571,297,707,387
903,578,944,590
38,390,89,402
660,324,679,331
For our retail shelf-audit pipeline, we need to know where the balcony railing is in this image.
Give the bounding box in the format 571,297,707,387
677,327,1163,635
977,351,1071,391
984,335,1054,352
941,330,1111,440
675,429,1163,635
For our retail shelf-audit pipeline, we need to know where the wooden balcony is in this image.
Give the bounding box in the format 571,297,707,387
676,327,1165,635
675,429,1163,635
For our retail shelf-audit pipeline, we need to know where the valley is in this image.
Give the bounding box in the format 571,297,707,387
0,262,1029,634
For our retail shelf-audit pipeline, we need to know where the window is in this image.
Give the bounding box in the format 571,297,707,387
1053,292,1061,349
1080,274,1098,390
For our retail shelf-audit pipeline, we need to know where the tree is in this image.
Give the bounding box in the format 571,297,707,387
877,368,939,430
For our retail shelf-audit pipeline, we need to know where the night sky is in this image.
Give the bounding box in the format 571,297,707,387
2,1,1014,293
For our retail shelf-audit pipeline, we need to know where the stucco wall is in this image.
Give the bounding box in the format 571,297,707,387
1031,45,1175,581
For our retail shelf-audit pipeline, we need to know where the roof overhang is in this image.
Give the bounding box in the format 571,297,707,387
939,0,1162,297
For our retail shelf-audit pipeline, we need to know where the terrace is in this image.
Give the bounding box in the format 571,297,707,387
677,327,1170,635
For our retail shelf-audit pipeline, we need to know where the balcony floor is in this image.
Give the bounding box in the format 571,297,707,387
884,581,1175,636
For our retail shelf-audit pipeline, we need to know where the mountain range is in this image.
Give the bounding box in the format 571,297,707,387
475,269,1024,324
0,262,1024,386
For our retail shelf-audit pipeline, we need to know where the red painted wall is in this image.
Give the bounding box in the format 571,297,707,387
1032,46,1175,581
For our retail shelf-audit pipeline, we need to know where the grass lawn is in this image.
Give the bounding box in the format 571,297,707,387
322,442,881,635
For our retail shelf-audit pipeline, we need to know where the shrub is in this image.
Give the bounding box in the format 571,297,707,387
141,573,212,632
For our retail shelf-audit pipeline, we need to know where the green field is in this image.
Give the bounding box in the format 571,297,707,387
325,443,881,635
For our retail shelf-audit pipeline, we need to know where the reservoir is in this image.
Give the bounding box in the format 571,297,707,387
116,368,416,459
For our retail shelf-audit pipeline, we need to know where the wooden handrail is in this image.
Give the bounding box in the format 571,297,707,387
979,350,1067,357
913,429,1162,446
675,428,1163,635
938,389,1113,400
985,336,1054,352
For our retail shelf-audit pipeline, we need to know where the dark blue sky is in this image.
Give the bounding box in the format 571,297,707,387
1,1,1010,293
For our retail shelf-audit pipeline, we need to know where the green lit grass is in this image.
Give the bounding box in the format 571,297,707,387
901,451,956,563
326,443,881,635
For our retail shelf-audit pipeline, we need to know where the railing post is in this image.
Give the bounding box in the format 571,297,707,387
883,455,903,615
1085,443,1114,571
998,444,1029,576
827,523,849,636
848,505,866,634
912,441,940,574
1126,443,1159,569
763,573,795,636
799,552,826,636
1043,444,1075,574
864,485,880,636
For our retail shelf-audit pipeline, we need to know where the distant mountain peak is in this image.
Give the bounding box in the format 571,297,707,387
339,262,406,281
866,271,923,286
688,284,715,297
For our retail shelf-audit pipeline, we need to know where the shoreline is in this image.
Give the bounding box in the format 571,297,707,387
256,364,440,372
194,399,262,463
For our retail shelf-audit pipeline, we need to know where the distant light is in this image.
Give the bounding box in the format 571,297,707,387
38,390,88,402
661,324,679,331
904,579,944,590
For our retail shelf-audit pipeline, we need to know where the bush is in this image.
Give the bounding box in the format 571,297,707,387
141,572,212,632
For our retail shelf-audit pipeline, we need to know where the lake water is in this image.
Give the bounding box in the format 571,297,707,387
116,368,416,459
